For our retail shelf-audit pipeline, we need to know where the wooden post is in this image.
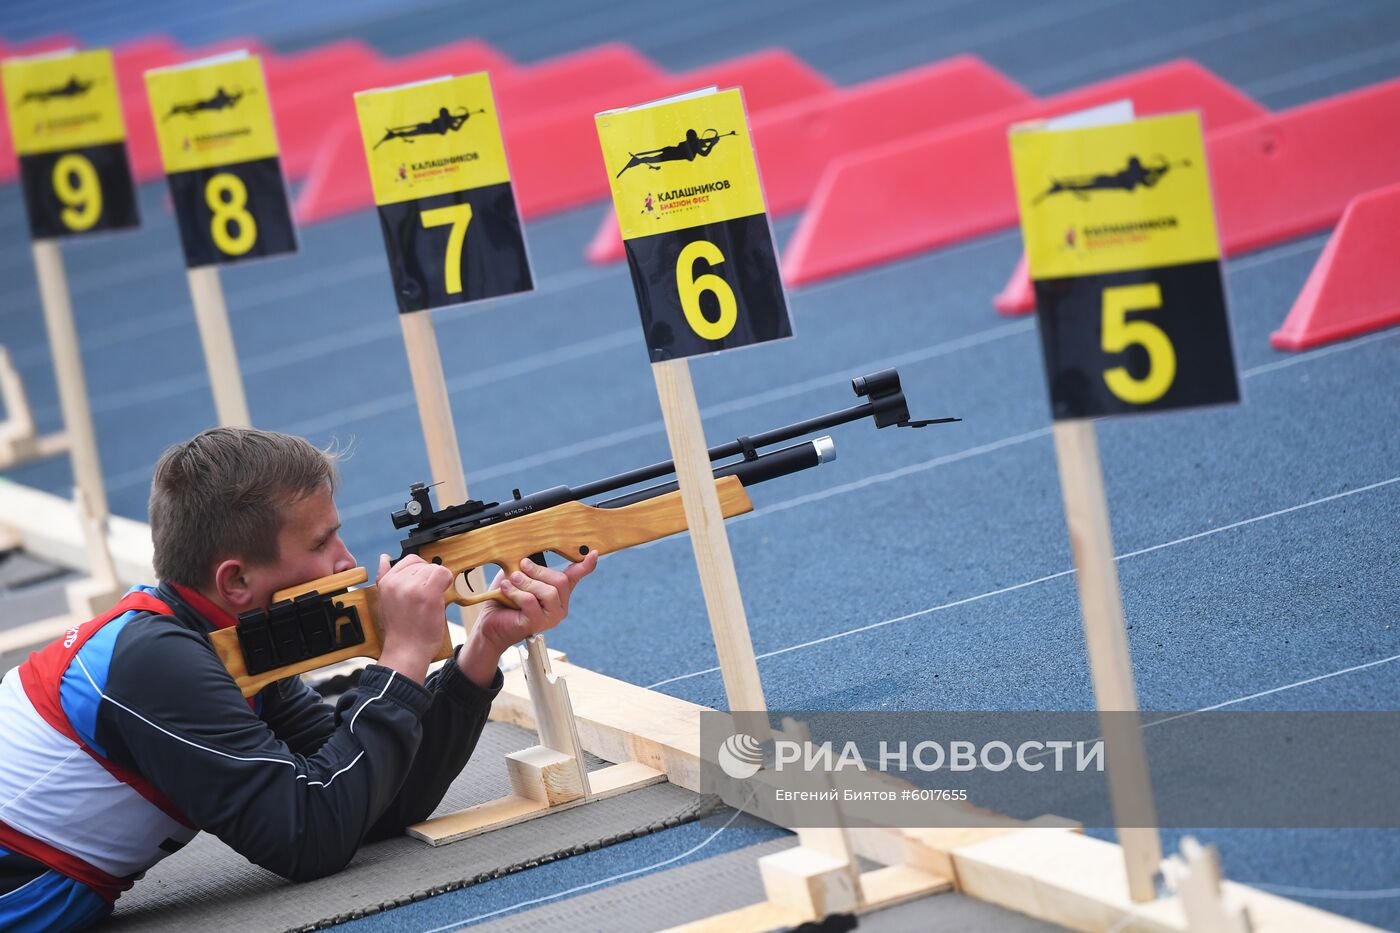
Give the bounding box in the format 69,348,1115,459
32,241,108,523
652,357,767,714
397,311,487,621
0,344,68,468
1051,418,1163,901
186,266,252,428
1162,836,1253,932
397,311,584,763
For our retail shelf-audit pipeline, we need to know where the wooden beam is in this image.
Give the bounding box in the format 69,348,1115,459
0,479,153,584
953,828,1383,933
407,761,664,846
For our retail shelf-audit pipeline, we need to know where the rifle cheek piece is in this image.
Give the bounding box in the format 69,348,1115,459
236,591,365,676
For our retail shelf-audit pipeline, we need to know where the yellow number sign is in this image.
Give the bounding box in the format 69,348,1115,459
3,48,139,238
145,53,296,266
1009,111,1238,418
355,71,531,313
597,88,791,362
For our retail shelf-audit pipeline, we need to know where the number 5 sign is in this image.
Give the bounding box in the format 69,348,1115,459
597,88,792,362
355,72,532,313
1010,111,1239,419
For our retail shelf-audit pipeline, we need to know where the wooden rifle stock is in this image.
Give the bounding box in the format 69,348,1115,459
211,477,754,695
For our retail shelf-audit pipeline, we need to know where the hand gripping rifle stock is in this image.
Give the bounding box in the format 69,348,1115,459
211,369,956,695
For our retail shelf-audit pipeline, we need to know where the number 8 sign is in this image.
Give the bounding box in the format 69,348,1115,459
145,52,297,268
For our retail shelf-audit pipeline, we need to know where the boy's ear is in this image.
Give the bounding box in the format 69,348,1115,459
212,558,255,612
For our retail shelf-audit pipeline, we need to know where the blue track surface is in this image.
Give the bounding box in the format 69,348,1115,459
3,0,1398,929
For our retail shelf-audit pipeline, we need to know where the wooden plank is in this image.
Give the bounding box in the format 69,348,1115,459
0,344,67,470
0,614,75,655
408,761,664,846
952,828,1385,933
652,358,767,715
859,863,953,909
1051,418,1162,900
408,794,550,846
0,479,154,584
587,761,666,796
186,266,252,428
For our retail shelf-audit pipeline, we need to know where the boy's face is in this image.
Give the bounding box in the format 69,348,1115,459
243,485,356,609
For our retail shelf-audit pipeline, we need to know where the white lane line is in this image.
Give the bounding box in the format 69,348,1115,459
1240,328,1397,379
646,475,1400,689
1246,36,1400,98
418,801,754,933
1024,0,1334,92
1245,881,1400,901
1223,235,1328,273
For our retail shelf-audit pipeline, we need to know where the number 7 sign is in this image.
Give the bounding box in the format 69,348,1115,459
355,72,532,313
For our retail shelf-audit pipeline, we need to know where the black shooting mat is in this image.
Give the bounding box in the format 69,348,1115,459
470,837,1063,933
100,721,706,932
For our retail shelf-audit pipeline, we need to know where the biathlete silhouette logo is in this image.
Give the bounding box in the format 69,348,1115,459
615,127,736,178
1033,154,1189,205
373,106,483,149
163,87,244,121
19,76,93,105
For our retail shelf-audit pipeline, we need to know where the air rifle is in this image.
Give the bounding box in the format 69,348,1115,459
211,369,956,695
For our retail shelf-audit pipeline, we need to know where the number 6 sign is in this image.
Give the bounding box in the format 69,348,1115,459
597,87,792,363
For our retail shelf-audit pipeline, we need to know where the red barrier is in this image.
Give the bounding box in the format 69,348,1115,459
585,53,1032,265
496,42,662,116
782,60,1264,286
295,47,831,224
294,42,662,224
276,39,511,179
995,76,1400,315
509,48,832,219
1271,183,1400,350
0,34,79,57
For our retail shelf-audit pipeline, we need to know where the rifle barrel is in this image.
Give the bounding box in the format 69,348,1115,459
570,400,874,502
595,437,835,509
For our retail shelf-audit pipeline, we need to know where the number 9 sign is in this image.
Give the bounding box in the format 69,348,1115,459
4,49,140,240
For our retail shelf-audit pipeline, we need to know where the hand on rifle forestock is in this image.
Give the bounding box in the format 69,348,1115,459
474,552,599,656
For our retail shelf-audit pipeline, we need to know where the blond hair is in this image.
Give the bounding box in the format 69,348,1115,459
149,427,340,589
